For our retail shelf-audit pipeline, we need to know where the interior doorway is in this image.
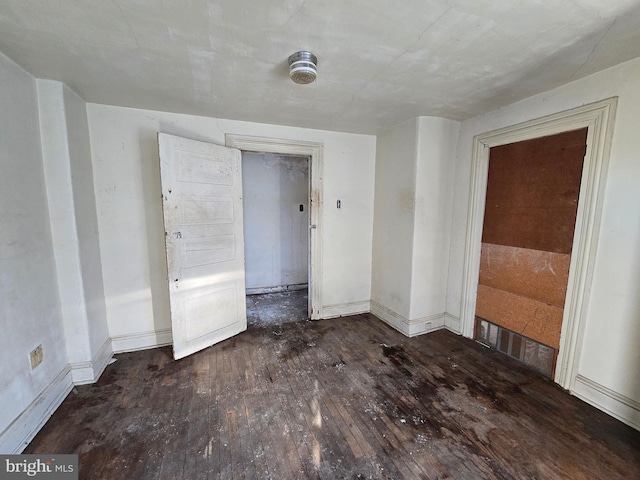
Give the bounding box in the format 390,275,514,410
459,98,617,391
474,129,588,377
225,134,324,320
158,133,324,360
241,152,311,327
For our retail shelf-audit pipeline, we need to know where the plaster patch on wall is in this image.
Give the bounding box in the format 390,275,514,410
397,189,415,214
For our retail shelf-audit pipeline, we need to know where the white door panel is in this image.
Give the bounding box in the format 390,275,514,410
158,133,246,360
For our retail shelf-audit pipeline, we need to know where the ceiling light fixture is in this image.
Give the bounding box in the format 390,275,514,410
288,51,318,84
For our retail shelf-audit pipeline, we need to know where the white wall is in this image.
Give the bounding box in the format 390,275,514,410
62,85,110,363
38,80,111,384
371,117,460,335
447,56,640,427
242,153,309,292
87,104,376,350
0,54,71,452
371,119,418,320
410,117,459,322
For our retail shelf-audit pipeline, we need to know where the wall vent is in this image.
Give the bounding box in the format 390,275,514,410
475,317,555,378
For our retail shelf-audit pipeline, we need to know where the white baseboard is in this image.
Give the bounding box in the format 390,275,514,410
69,337,113,385
0,366,73,454
370,301,445,337
572,374,640,431
111,328,172,353
246,283,308,295
322,300,371,319
444,313,461,334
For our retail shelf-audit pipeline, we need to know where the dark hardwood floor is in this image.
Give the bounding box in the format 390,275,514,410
26,314,640,479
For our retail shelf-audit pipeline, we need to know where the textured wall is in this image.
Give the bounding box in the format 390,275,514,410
0,54,67,440
87,104,376,342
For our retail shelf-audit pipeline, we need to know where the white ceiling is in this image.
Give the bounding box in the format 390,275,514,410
1,1,640,134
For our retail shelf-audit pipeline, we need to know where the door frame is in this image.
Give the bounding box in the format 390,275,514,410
459,97,617,390
225,134,324,319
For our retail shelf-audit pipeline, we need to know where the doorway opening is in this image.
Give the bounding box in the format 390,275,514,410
241,152,311,328
459,98,617,391
225,134,324,323
474,128,588,378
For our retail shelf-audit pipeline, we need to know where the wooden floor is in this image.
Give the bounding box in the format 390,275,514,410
27,314,640,479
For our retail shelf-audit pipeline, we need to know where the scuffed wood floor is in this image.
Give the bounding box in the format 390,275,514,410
26,314,640,479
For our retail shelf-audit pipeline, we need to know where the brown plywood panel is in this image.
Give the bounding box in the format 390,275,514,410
479,243,571,307
475,284,563,349
482,128,587,254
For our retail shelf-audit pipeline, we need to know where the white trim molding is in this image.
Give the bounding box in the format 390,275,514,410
459,97,618,391
70,337,113,385
225,134,324,320
444,313,461,334
0,367,73,454
573,375,640,431
322,300,371,319
370,301,445,337
111,328,173,353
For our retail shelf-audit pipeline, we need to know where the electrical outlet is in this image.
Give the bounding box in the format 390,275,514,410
30,345,43,369
424,321,432,331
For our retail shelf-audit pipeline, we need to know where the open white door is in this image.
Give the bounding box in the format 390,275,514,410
158,133,247,360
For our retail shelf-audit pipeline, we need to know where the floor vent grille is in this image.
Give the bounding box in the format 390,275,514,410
475,317,555,378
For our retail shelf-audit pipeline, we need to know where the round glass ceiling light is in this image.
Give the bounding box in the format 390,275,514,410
288,51,318,84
